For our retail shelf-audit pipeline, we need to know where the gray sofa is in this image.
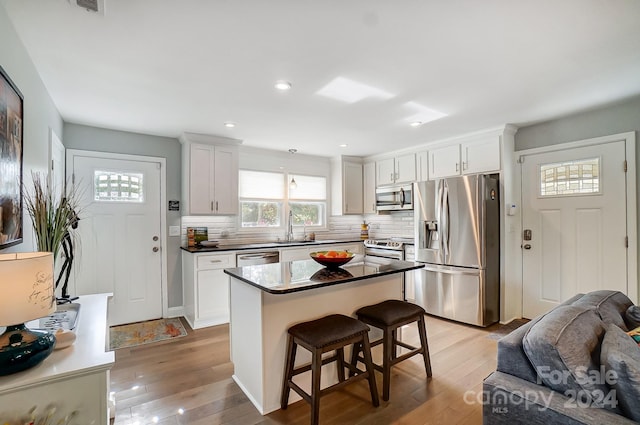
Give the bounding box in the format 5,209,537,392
483,290,640,424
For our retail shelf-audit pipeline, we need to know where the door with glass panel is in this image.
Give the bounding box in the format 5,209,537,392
68,152,163,326
521,140,629,318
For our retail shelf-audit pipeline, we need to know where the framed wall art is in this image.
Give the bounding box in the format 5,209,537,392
0,65,24,249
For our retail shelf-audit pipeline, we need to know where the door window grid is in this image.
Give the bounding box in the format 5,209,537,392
539,158,600,197
94,171,144,202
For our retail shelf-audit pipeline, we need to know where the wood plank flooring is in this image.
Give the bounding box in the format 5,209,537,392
110,315,501,425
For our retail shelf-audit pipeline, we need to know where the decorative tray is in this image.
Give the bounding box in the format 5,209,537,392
38,302,81,331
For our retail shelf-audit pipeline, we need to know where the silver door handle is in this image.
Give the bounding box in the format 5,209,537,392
423,266,479,276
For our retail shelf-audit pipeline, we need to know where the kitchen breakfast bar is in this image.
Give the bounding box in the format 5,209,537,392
223,256,424,414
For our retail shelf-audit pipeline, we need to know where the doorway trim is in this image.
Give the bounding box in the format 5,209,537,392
66,149,169,318
515,131,639,310
517,131,637,306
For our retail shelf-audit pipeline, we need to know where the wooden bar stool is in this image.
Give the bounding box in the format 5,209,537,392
281,314,379,425
351,300,432,401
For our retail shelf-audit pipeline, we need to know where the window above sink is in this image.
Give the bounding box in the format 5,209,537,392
238,170,327,231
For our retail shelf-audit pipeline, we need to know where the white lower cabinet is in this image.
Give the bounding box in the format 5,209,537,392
183,252,235,329
182,242,364,329
280,247,311,261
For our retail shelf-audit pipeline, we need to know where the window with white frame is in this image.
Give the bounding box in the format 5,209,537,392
239,170,283,227
94,170,144,202
539,158,600,197
239,170,326,229
289,174,326,227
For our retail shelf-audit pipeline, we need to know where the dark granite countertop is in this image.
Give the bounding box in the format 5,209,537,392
181,239,363,253
223,256,424,294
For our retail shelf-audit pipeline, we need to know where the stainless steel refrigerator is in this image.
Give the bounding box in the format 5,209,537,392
413,174,500,326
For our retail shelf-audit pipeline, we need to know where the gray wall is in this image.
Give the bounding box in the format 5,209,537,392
0,5,64,253
63,123,183,308
515,94,640,298
515,95,640,151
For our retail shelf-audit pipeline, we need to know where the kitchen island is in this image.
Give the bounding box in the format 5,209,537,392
223,256,424,414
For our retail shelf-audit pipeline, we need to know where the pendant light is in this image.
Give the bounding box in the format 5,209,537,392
288,149,298,190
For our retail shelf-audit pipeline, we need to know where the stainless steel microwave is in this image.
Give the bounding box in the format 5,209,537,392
375,184,413,211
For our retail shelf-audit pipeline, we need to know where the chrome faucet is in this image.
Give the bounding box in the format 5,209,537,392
286,210,294,241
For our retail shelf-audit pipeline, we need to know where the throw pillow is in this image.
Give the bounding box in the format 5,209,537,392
572,290,633,331
625,305,640,329
627,325,640,346
523,305,611,408
601,323,640,421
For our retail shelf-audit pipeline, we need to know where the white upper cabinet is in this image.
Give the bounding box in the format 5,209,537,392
429,144,461,179
376,158,395,186
363,161,376,214
461,135,501,174
376,153,416,186
416,151,429,182
429,134,500,179
331,156,363,215
181,133,240,215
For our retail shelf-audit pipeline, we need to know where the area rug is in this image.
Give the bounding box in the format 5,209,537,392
109,318,187,350
485,318,530,340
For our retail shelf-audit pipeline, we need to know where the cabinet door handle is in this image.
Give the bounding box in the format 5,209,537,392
390,172,394,182
455,163,459,172
215,201,219,211
209,259,222,263
463,161,468,171
210,201,214,211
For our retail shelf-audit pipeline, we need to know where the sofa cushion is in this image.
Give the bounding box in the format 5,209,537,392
572,290,633,331
496,320,539,383
523,305,611,407
625,305,640,329
495,293,587,384
600,323,640,421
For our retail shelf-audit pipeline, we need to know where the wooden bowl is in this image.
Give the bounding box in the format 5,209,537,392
309,250,355,268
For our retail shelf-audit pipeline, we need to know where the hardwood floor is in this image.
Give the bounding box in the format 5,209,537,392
110,315,500,425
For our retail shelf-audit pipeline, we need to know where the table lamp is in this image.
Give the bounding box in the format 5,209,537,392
0,252,57,376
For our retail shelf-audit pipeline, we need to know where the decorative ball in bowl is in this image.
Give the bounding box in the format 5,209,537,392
309,250,355,268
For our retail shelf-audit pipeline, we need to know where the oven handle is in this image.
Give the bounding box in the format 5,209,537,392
364,250,404,261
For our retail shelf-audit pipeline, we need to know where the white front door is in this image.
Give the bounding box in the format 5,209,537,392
521,140,630,318
69,152,163,325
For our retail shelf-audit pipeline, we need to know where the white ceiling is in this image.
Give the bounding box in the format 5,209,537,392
3,0,640,157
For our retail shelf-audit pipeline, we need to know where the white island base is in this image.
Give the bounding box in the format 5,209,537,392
229,273,403,415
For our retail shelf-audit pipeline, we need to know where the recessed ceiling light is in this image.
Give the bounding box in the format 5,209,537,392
275,81,292,90
339,144,348,148
224,122,236,128
410,121,423,127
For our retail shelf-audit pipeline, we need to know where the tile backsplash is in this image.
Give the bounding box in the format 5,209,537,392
181,211,414,246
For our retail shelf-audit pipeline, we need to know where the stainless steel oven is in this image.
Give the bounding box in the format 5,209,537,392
364,238,417,300
363,240,405,260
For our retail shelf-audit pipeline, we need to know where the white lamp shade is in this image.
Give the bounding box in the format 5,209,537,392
0,252,56,326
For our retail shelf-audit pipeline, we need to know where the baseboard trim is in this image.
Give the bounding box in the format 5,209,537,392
167,306,184,318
